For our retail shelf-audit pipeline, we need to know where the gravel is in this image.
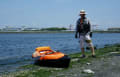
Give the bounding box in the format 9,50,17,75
50,53,120,77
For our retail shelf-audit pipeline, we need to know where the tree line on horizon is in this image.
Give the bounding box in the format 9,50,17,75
40,27,67,31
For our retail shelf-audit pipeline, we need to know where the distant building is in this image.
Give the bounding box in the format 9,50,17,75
1,26,40,32
66,24,75,31
92,24,99,31
2,26,21,31
108,27,120,31
23,28,40,31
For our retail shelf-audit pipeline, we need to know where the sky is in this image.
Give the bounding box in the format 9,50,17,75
0,0,120,29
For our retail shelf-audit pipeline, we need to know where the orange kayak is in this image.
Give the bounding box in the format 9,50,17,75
39,52,65,60
32,46,71,68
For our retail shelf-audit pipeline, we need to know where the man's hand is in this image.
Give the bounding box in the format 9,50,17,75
75,34,78,38
90,32,92,37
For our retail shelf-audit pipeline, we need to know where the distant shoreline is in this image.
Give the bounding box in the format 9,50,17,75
0,31,120,33
0,31,75,33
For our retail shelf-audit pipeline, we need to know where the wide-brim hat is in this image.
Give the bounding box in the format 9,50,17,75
80,10,87,15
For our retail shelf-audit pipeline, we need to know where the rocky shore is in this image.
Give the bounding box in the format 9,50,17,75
1,44,120,77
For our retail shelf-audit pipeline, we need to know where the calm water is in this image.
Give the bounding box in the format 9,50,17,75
0,33,120,73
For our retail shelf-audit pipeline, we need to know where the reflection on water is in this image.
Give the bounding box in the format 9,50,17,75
0,33,120,73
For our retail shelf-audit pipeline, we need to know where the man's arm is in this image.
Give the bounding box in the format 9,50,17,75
75,20,79,38
75,25,78,38
88,20,92,37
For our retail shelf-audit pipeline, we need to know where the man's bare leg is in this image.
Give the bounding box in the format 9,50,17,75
80,48,86,58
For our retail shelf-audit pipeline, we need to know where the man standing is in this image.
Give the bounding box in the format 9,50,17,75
75,10,96,58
